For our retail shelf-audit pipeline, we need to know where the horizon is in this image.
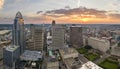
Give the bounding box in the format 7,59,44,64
0,0,120,24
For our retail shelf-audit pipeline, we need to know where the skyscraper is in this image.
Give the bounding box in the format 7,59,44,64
70,26,83,48
27,24,44,51
12,12,25,54
51,21,65,50
3,12,25,69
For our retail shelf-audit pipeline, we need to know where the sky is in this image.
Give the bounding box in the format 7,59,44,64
0,0,120,24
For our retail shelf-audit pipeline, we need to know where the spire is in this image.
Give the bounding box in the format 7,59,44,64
52,20,56,26
15,11,23,19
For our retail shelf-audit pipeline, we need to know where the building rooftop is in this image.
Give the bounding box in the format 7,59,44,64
21,50,42,61
89,37,109,43
59,48,78,55
0,30,10,36
47,61,59,69
64,57,82,69
71,26,82,27
5,45,19,52
79,61,103,69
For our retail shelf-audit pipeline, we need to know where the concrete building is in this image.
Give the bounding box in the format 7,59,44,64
79,61,103,69
26,39,34,50
59,48,82,69
30,24,35,39
59,48,79,59
64,57,81,69
27,25,44,51
51,21,65,50
111,46,120,57
70,26,83,48
34,27,44,51
87,37,110,52
46,61,59,69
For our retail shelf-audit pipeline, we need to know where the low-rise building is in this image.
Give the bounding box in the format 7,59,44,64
59,48,82,69
64,57,81,69
79,61,103,69
111,46,120,57
88,37,110,52
46,61,59,69
59,48,79,59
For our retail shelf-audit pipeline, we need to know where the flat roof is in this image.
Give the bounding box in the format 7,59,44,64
59,48,78,55
89,37,109,43
64,57,82,68
21,50,42,61
47,61,59,69
5,45,19,52
79,61,103,69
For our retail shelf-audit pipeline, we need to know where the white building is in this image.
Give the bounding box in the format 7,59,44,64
79,61,103,69
88,37,110,52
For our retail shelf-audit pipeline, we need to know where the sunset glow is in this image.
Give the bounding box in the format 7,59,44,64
0,0,120,24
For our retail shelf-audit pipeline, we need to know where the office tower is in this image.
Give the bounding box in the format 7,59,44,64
3,12,24,69
34,27,44,51
30,24,35,39
70,26,83,48
27,25,44,51
51,21,65,50
12,12,25,54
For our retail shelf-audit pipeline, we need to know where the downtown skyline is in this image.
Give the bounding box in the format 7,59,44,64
0,0,120,24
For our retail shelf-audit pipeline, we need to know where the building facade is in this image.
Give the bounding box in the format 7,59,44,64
3,12,25,69
27,25,44,51
51,21,65,50
12,12,25,54
88,37,110,52
3,46,20,69
70,26,83,48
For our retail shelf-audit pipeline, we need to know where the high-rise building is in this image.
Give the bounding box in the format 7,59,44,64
30,24,35,39
34,27,44,51
70,26,83,48
12,12,25,54
27,25,44,51
51,21,65,50
3,12,25,69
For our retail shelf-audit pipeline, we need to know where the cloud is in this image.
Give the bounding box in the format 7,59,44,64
36,11,43,14
109,14,120,19
35,6,120,23
0,0,4,9
44,6,107,18
65,6,70,9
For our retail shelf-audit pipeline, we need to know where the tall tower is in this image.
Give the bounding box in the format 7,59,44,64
3,12,25,69
12,11,25,54
51,21,65,50
70,26,83,48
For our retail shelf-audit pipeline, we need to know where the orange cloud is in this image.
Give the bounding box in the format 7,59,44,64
36,6,120,24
